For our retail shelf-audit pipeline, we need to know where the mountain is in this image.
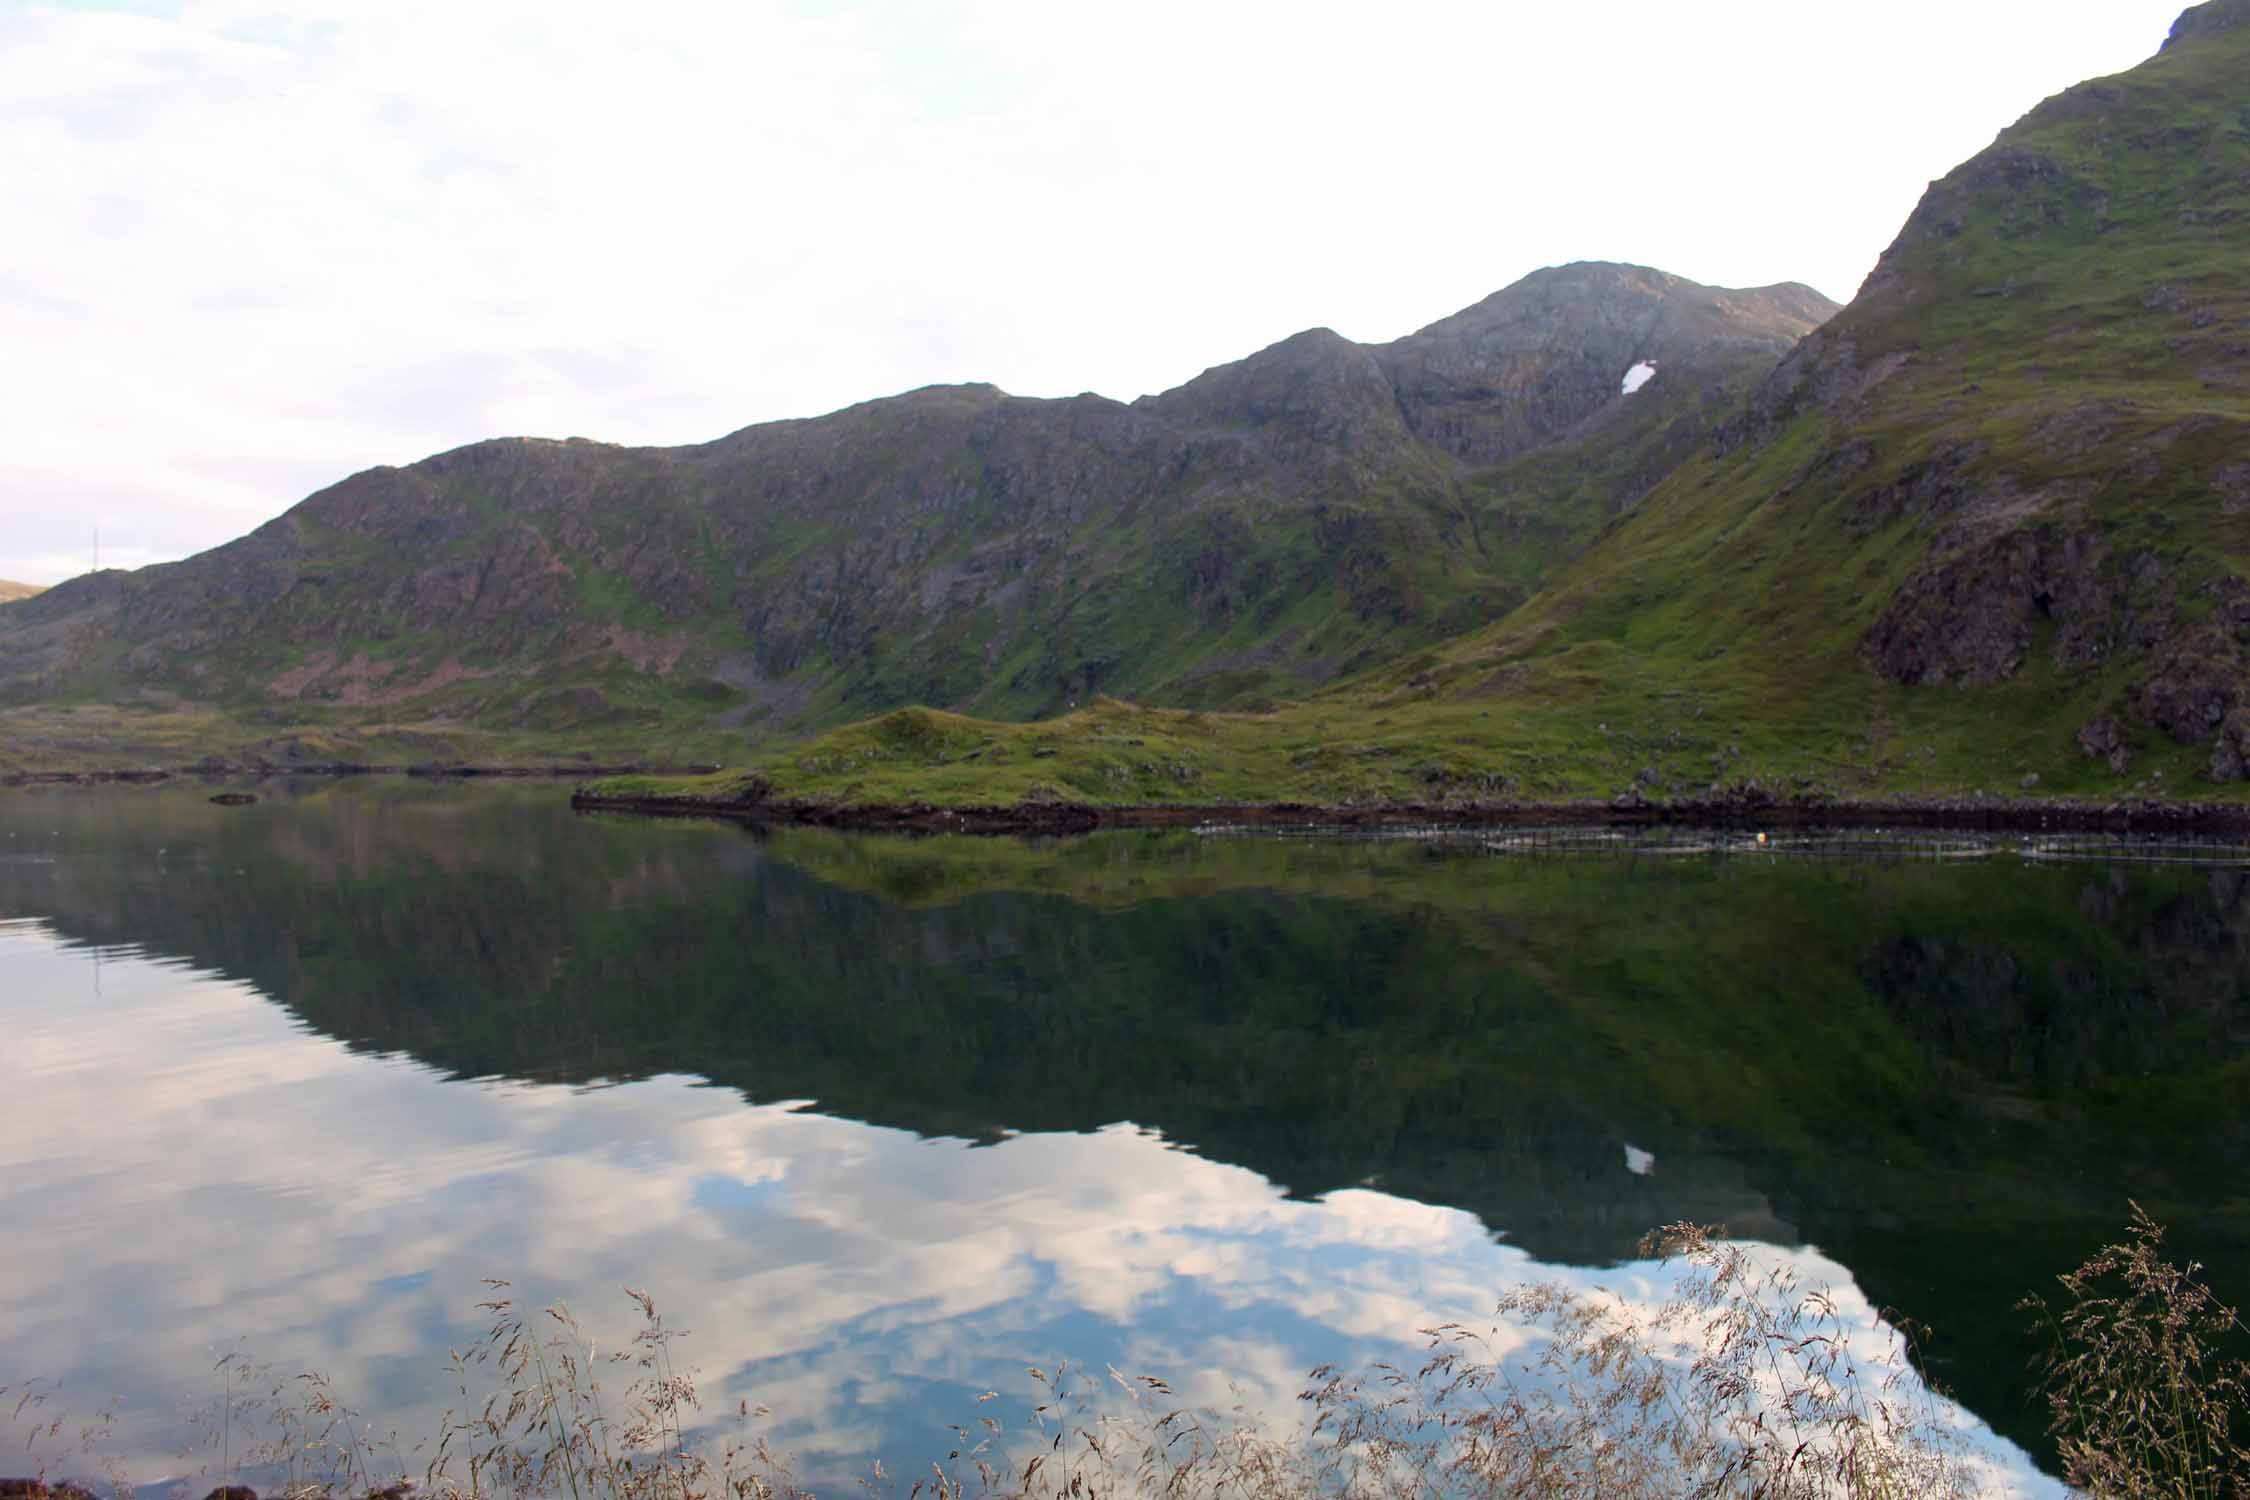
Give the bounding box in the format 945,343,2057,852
0,580,43,603
0,266,1830,769
1411,0,2250,794
26,1,2243,800
605,0,2250,811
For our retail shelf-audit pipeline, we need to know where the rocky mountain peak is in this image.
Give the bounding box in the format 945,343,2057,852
1135,263,1834,467
1401,262,1835,349
1135,326,1402,451
2165,0,2248,49
1755,0,2247,440
1373,262,1835,464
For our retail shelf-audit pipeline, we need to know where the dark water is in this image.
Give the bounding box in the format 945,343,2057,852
4,781,2247,1496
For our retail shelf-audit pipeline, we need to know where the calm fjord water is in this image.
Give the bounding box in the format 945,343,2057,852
4,780,2246,1494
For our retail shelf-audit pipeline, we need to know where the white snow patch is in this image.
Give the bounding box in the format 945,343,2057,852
1621,360,1658,396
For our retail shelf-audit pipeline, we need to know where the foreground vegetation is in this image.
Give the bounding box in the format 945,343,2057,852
8,1215,2243,1500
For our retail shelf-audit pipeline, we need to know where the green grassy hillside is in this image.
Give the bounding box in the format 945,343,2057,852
609,0,2250,810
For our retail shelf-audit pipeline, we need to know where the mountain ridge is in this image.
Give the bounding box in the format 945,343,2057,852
15,7,2245,796
0,262,1834,771
591,0,2250,812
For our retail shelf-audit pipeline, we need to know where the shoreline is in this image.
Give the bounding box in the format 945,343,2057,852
567,788,2250,837
0,762,721,788
14,767,2250,836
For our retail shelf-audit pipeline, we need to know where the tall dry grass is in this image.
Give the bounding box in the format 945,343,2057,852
1295,1223,1970,1500
2022,1204,2250,1499
7,1211,2243,1500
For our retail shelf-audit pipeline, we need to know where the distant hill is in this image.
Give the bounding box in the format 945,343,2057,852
0,580,44,603
0,265,1830,760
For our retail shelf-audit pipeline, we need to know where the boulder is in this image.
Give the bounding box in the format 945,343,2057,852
2209,714,2250,783
2135,650,2238,744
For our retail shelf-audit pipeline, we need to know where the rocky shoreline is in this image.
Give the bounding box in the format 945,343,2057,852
568,786,2250,837
14,764,2249,835
0,762,721,788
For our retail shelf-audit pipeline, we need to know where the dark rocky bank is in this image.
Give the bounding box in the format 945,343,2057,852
568,786,2250,838
0,763,721,789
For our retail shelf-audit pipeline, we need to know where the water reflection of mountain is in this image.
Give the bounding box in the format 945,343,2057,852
2,780,2245,1453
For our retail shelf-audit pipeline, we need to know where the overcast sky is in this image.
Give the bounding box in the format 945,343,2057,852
0,0,2192,586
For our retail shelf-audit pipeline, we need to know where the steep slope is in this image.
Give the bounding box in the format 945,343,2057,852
0,265,1830,767
620,0,2250,810
1412,0,2250,795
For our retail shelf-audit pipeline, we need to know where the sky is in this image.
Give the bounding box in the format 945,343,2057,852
0,0,2195,586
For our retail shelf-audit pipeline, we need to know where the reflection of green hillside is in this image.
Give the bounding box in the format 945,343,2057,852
767,822,2250,1134
2,781,2245,1455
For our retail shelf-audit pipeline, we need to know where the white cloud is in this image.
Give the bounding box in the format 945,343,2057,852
0,0,2190,584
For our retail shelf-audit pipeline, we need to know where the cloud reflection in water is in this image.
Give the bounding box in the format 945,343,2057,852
0,920,2057,1496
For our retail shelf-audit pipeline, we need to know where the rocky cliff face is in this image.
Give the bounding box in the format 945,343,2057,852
0,263,1833,738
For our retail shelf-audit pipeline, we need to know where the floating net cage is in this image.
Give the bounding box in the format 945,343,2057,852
2019,835,2250,867
1193,822,1486,842
1191,823,2250,867
1475,827,2004,861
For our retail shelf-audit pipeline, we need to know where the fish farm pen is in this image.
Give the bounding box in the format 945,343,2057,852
1193,822,2250,867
